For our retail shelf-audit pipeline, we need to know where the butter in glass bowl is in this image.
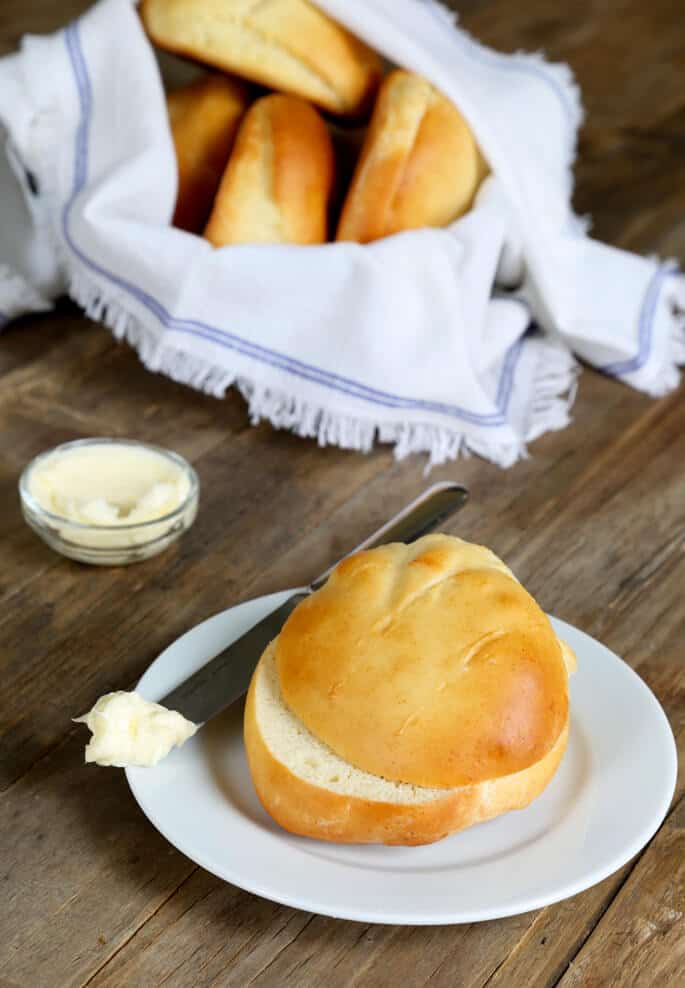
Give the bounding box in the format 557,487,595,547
19,438,199,565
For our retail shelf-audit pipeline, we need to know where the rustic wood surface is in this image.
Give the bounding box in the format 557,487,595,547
1,1,684,986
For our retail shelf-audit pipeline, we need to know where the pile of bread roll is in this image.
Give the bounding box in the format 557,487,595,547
244,534,575,846
140,0,487,245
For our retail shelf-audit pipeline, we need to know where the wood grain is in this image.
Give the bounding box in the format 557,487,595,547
0,0,683,986
557,794,685,988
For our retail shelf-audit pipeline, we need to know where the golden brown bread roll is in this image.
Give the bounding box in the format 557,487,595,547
167,74,250,233
276,534,569,789
204,93,335,246
245,650,570,846
140,0,382,118
336,70,485,243
244,534,575,845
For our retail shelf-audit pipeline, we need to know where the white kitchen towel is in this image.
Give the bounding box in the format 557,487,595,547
0,0,683,466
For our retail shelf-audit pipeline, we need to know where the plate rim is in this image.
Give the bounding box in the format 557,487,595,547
126,593,678,925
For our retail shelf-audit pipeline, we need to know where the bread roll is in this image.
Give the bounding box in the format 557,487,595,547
140,0,382,118
336,70,485,243
204,93,334,246
276,535,570,790
167,74,250,233
244,535,575,844
245,643,571,846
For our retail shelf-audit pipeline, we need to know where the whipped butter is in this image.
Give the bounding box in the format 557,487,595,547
21,440,198,560
74,692,198,767
28,442,190,527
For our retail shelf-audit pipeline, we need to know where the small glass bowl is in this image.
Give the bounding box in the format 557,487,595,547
19,438,199,566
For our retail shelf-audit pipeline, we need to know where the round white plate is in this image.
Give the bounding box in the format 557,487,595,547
127,591,677,925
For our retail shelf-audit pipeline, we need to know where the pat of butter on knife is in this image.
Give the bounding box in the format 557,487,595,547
74,692,197,767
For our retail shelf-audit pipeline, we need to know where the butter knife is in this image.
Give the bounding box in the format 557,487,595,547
161,482,468,724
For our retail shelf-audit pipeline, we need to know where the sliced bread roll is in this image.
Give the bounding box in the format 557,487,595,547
277,535,571,788
336,70,486,242
204,93,335,246
140,0,382,118
244,642,572,846
244,534,576,846
167,73,250,233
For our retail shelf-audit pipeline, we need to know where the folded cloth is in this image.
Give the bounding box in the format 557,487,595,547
0,0,682,466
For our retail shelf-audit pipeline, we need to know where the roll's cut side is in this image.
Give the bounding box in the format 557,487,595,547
204,93,335,246
140,0,382,118
244,642,570,846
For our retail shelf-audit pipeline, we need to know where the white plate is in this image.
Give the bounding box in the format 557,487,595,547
127,591,677,925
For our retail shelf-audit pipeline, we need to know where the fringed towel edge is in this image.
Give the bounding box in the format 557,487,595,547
67,263,578,470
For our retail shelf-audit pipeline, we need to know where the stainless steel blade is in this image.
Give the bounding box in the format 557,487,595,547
160,482,468,723
160,593,308,725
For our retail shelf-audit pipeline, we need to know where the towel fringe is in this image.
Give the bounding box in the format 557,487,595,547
239,378,529,469
65,263,538,469
69,267,238,398
639,266,685,397
526,338,579,443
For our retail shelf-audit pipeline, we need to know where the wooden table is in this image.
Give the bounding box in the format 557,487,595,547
1,2,683,985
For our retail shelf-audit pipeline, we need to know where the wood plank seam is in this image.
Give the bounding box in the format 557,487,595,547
479,858,647,987
214,915,298,982
79,866,202,988
422,947,475,986
549,791,684,987
242,915,317,988
330,924,372,970
608,528,685,609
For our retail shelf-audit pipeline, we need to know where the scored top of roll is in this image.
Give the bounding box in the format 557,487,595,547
336,70,485,242
140,0,383,118
276,534,570,788
203,92,335,246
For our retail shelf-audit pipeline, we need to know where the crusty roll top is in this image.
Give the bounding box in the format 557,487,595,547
204,93,335,246
336,70,484,243
276,534,570,788
141,0,382,118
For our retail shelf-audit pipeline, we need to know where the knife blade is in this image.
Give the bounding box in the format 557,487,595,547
160,481,468,724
